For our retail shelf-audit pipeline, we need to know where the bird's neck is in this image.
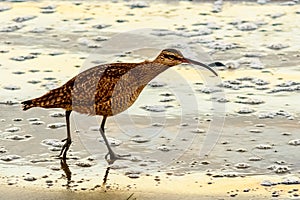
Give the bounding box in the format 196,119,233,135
137,60,170,85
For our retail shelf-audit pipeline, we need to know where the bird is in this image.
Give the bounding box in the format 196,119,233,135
21,49,219,164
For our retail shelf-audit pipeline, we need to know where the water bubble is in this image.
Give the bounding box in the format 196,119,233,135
0,154,21,162
288,139,300,146
5,127,21,132
47,122,66,129
235,162,250,169
24,176,37,182
256,144,272,150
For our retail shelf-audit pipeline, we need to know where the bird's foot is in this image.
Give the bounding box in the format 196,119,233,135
105,152,131,165
58,138,72,159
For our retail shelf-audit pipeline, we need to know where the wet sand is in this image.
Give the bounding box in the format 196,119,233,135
0,175,295,200
1,0,300,199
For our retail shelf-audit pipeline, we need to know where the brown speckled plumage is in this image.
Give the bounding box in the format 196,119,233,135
22,61,171,115
21,49,218,164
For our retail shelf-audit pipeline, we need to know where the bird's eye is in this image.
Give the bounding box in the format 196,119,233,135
164,54,177,60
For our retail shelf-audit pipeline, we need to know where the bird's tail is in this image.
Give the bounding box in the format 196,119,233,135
21,99,35,111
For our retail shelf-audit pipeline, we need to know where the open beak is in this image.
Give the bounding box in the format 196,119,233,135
184,58,218,77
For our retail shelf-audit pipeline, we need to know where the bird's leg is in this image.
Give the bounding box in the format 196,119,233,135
58,110,72,159
99,116,130,165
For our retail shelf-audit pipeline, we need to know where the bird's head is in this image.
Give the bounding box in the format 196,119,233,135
154,49,218,76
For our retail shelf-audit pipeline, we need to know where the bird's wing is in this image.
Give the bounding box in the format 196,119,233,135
27,62,143,110
70,62,139,106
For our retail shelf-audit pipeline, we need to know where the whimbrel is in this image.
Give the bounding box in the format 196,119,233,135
22,49,219,164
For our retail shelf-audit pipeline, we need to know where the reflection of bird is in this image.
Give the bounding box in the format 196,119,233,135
102,167,111,187
60,157,110,188
22,49,219,164
60,159,71,188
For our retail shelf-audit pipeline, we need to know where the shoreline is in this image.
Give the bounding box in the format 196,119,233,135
1,0,300,199
1,172,300,200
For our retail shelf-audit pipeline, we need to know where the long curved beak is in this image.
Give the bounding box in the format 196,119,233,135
184,58,218,77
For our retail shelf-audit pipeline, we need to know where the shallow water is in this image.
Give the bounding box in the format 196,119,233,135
0,0,300,199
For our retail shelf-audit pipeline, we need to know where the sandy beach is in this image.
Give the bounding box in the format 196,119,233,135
0,0,300,199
